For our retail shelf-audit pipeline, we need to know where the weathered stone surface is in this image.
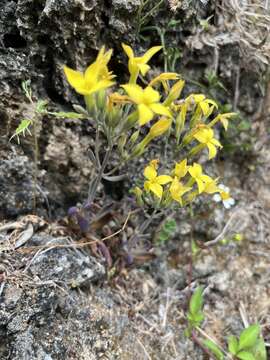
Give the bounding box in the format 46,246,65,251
0,150,46,219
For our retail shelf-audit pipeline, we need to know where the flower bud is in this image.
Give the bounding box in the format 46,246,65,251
133,187,144,206
164,80,185,106
149,117,172,138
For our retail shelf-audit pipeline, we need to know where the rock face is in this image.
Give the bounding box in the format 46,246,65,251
0,0,140,100
0,0,143,220
0,234,122,360
0,151,46,219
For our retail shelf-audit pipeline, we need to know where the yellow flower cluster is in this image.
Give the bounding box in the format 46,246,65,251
63,44,236,210
140,159,230,207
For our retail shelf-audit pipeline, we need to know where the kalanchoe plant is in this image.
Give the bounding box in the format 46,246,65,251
60,44,237,234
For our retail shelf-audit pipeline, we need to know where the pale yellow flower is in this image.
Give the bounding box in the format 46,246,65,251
122,43,162,83
121,84,171,126
169,177,191,205
144,164,172,198
193,128,222,159
188,163,212,193
63,46,114,95
173,159,189,179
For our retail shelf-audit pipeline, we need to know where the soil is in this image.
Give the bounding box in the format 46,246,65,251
1,1,270,359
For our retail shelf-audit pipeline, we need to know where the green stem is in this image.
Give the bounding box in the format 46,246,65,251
87,147,112,204
32,115,39,212
140,0,164,26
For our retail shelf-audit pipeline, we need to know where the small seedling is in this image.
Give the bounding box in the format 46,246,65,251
228,324,267,360
156,218,177,244
186,287,267,360
185,286,204,336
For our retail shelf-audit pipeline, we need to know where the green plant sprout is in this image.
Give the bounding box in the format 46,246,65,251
186,287,267,360
155,218,177,244
140,20,182,72
136,0,165,38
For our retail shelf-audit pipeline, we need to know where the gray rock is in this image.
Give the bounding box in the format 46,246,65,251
0,150,46,219
0,234,120,360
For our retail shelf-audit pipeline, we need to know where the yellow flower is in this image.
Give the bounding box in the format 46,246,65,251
216,112,237,130
173,159,189,179
203,178,220,194
188,163,212,193
121,84,171,126
170,177,191,205
122,43,162,83
220,190,230,200
144,163,172,198
193,128,222,159
64,46,115,95
149,117,172,138
187,94,218,116
149,72,180,92
149,159,159,169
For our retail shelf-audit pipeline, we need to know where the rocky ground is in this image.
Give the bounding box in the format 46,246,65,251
1,0,270,359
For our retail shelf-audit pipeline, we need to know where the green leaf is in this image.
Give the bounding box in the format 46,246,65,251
238,120,251,131
72,104,89,116
253,338,267,360
156,219,176,244
49,111,86,119
228,335,239,355
10,119,32,143
22,79,32,100
236,351,256,360
203,339,224,360
193,312,204,324
36,100,48,113
163,219,176,233
238,324,260,351
191,240,200,257
189,287,204,315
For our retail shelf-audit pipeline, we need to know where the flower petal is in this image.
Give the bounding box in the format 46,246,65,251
188,163,202,178
156,175,172,185
144,181,151,192
138,104,154,126
84,62,99,83
140,46,163,64
144,165,157,181
174,159,188,178
203,179,219,194
189,94,205,103
143,86,160,104
199,100,210,116
90,79,114,94
122,43,134,59
196,178,205,193
121,84,144,104
149,103,172,117
63,66,85,90
149,72,179,87
213,193,221,202
207,143,217,159
211,138,222,148
200,174,212,182
137,63,150,76
149,183,163,198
